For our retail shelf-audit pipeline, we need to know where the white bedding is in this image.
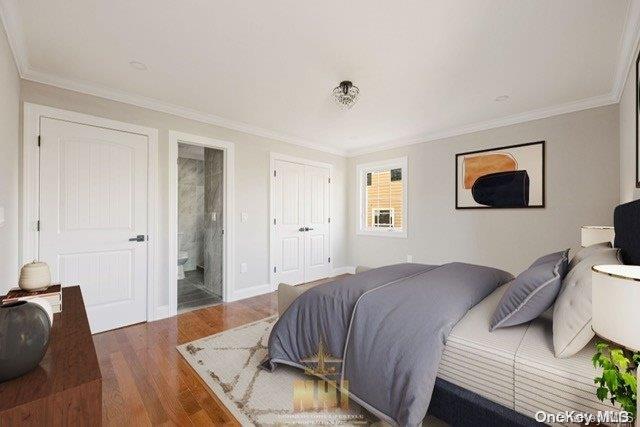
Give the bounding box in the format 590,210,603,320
437,285,617,420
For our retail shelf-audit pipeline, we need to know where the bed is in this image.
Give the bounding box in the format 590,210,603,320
264,200,637,426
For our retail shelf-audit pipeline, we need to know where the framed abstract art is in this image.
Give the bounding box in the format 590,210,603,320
636,49,640,188
455,141,545,209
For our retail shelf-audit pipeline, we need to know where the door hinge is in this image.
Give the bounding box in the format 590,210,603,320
273,218,276,225
328,257,331,263
328,177,331,184
273,266,277,273
328,217,331,223
37,135,41,147
273,170,276,177
222,229,224,235
36,220,40,231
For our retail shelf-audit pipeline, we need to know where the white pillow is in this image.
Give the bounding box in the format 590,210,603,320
552,248,622,358
568,242,611,271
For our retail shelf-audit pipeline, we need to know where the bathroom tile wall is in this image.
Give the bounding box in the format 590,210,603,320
178,157,204,271
204,148,224,297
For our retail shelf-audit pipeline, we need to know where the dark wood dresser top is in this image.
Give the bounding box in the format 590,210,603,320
0,286,102,411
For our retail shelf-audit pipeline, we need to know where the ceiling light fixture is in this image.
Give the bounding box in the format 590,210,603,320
332,81,359,109
129,60,148,71
494,95,510,102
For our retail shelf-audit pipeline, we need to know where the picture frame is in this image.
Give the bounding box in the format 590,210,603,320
635,49,640,188
455,141,545,209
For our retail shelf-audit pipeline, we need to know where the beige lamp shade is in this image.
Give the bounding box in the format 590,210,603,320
592,265,640,351
581,226,614,247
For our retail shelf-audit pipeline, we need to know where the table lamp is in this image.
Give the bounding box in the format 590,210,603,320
592,264,640,424
581,226,615,247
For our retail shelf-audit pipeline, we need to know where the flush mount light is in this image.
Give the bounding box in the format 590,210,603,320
332,81,359,109
494,95,510,102
129,60,148,71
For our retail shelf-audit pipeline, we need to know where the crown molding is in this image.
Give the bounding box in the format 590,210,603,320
2,0,639,159
612,0,640,101
20,67,347,156
345,93,617,157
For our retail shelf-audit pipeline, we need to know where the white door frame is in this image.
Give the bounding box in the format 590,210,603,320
168,131,235,315
22,103,160,322
269,152,332,290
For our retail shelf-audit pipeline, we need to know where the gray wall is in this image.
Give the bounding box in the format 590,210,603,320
619,46,640,203
20,80,348,306
0,24,20,293
178,156,205,271
348,105,620,275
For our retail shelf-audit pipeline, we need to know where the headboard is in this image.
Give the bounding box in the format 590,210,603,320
613,199,640,265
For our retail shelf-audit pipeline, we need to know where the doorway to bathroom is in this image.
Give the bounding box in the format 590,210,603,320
169,132,235,316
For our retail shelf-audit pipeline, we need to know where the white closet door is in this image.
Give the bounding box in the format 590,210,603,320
39,118,148,333
273,160,306,285
303,165,331,282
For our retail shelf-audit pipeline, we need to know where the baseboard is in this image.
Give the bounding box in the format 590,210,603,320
332,266,356,275
154,304,170,321
228,283,272,302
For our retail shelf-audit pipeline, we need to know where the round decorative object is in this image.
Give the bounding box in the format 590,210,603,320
0,300,52,382
18,261,51,291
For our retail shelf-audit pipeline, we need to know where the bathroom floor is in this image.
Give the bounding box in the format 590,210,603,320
177,269,222,313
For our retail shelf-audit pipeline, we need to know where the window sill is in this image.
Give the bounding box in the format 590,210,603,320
356,229,407,239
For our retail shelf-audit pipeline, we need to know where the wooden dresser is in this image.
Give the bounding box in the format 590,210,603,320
0,287,102,425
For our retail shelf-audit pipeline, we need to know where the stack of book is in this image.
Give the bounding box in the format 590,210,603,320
1,284,62,313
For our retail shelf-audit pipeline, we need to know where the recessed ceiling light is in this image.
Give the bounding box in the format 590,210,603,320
494,95,510,102
129,61,148,71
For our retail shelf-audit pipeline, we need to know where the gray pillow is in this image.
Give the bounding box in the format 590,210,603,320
490,250,569,330
553,248,622,358
568,242,612,271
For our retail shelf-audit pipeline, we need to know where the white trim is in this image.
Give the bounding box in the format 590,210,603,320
227,283,272,302
21,103,161,322
168,131,236,314
3,1,640,158
612,0,640,101
269,152,333,290
355,157,408,238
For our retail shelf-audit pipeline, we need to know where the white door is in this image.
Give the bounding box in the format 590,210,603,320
303,165,331,282
39,118,149,333
273,159,331,286
273,160,306,285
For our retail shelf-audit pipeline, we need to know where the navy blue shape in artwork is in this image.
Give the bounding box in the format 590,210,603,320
471,170,530,207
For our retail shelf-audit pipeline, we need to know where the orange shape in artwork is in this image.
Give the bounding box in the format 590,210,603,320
463,153,517,189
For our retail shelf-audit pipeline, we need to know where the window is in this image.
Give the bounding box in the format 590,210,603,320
356,157,407,237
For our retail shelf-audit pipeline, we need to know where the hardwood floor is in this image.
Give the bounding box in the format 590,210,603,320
94,290,277,426
93,276,340,426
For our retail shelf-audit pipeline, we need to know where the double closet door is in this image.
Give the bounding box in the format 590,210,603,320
273,159,331,286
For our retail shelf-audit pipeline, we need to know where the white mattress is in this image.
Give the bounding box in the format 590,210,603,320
437,286,617,420
514,318,617,419
437,285,529,409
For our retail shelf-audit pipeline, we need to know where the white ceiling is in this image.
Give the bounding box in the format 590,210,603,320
1,0,637,155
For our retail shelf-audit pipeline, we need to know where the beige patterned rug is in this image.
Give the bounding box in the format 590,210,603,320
177,316,376,425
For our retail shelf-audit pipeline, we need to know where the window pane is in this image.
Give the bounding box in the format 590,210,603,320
365,168,403,229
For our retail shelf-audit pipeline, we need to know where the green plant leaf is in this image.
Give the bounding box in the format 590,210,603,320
620,372,637,395
596,386,609,401
611,349,630,371
603,369,619,391
592,352,601,368
596,342,609,351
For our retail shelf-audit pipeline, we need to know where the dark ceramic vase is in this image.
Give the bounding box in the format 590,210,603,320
0,300,51,382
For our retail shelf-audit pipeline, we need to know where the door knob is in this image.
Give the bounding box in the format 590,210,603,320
298,227,306,232
129,235,146,242
305,227,314,231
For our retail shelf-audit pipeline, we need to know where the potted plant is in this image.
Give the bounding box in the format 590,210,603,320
593,342,638,422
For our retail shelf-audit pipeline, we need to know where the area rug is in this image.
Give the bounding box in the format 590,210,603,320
177,316,376,425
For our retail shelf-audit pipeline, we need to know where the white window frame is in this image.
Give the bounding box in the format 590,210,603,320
356,157,408,238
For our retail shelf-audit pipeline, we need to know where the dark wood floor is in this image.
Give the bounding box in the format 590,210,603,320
93,276,339,426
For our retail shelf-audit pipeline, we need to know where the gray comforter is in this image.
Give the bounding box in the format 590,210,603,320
262,263,513,426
